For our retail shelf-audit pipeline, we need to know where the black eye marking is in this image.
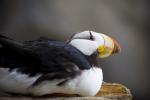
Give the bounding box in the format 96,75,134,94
89,31,94,40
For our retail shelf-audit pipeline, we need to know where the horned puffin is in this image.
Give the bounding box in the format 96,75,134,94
0,31,121,96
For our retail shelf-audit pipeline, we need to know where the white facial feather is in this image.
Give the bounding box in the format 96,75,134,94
70,31,105,56
70,39,99,56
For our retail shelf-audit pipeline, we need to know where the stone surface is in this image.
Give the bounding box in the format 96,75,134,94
0,82,132,100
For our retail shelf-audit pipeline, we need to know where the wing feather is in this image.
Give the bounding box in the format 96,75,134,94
0,35,91,77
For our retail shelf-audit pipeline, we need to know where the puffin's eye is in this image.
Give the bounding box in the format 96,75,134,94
89,31,94,40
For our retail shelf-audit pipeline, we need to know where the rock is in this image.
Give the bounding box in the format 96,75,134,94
96,82,132,100
0,82,132,100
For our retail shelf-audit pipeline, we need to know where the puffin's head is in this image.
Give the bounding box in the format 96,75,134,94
70,31,121,58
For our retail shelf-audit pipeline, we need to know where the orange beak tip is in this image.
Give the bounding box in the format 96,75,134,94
112,39,121,54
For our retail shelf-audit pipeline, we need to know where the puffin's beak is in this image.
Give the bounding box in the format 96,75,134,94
111,39,121,54
96,36,121,58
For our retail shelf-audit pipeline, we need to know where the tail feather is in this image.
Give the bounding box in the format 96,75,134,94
0,34,10,48
0,34,13,48
0,34,12,40
0,34,25,55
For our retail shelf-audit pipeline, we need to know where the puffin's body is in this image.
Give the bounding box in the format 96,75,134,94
0,31,120,96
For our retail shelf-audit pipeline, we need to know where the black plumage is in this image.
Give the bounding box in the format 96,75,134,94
0,35,92,80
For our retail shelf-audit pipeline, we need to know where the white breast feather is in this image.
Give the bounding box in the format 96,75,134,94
0,68,41,94
0,67,103,96
31,67,103,96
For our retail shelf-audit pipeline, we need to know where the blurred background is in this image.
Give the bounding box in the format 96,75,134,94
0,0,149,99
